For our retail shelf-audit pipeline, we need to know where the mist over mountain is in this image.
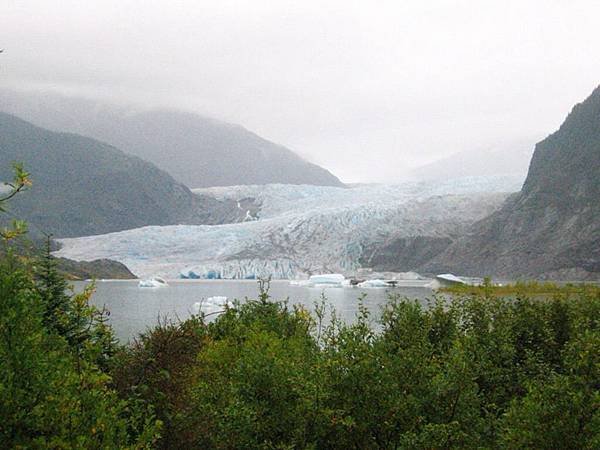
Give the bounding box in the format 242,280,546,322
0,89,344,188
411,138,537,182
425,86,600,280
0,113,241,238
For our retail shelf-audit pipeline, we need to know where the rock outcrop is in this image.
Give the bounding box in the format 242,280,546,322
425,86,600,280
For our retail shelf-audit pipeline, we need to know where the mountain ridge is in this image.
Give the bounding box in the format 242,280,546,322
0,89,344,188
423,85,600,280
0,112,242,238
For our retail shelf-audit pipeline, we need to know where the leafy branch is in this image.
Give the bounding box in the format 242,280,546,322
0,162,31,208
0,163,31,240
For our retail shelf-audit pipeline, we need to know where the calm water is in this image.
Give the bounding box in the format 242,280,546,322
74,280,435,342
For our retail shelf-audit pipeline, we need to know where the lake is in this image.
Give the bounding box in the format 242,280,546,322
74,280,435,342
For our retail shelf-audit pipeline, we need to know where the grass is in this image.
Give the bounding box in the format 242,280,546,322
439,279,600,297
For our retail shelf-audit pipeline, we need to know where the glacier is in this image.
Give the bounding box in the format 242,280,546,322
55,176,522,279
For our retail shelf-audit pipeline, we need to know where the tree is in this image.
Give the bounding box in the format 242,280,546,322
36,234,72,336
0,162,30,240
0,164,161,446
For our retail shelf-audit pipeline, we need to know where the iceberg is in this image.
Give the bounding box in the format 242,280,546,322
193,296,231,315
435,273,467,285
309,274,346,287
357,279,393,288
138,277,168,288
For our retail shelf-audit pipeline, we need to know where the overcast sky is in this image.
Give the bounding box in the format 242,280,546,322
2,0,600,182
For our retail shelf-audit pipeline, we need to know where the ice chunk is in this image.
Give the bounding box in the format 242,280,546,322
309,274,345,286
357,279,392,288
436,273,466,285
193,296,231,315
138,277,168,288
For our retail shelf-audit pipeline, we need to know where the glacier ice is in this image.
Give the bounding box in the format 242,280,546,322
193,296,231,315
138,277,168,288
436,273,467,284
308,274,346,286
357,279,393,288
55,176,522,279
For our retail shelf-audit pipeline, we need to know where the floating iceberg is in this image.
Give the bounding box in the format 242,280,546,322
309,274,346,287
193,296,231,315
138,277,168,288
357,279,393,288
435,274,467,285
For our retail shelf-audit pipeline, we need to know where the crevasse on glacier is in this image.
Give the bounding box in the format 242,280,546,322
55,176,522,279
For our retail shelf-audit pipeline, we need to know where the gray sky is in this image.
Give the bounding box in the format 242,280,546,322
2,0,600,182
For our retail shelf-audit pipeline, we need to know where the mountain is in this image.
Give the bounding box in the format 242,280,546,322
425,86,600,280
0,113,240,238
411,138,537,182
0,89,344,188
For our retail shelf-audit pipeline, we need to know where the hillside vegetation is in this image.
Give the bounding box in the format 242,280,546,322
0,113,239,238
3,163,600,448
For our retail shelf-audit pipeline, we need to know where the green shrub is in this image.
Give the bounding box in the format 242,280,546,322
107,287,600,448
0,252,160,448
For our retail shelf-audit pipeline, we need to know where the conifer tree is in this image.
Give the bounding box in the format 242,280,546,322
36,234,73,338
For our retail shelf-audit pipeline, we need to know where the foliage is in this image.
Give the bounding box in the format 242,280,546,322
111,316,207,449
0,251,161,448
4,162,600,448
34,234,120,370
1,164,161,447
108,286,600,449
0,162,30,240
439,279,600,297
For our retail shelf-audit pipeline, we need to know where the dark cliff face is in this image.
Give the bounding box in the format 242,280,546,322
425,86,600,280
360,236,454,273
0,113,241,238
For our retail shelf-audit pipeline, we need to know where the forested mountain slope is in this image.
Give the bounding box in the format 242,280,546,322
0,113,238,237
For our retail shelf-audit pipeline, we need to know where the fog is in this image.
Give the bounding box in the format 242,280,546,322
2,0,600,182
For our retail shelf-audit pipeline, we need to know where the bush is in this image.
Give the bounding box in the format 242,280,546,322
106,288,600,448
0,252,160,448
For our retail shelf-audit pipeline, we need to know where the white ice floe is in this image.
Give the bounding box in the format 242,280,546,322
193,296,231,315
56,176,521,279
357,279,393,288
138,277,168,288
435,273,468,285
308,274,346,286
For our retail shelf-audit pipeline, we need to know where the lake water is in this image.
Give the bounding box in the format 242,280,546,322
74,280,435,342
